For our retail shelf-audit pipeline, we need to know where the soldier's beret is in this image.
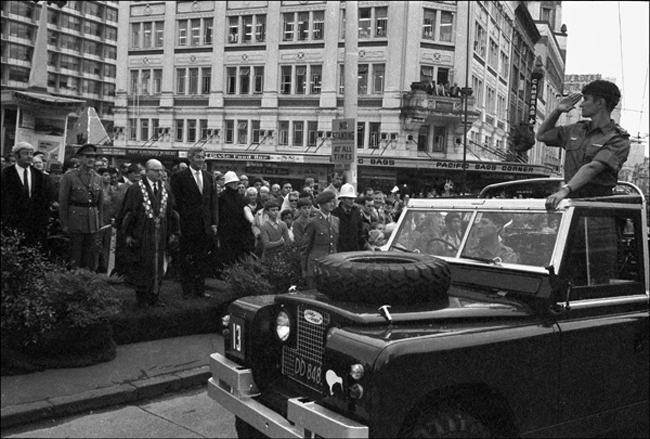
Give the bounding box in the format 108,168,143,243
315,190,336,205
76,144,97,156
582,80,621,100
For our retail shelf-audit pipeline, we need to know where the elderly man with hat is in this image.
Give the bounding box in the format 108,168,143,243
218,171,254,268
1,141,51,246
331,183,366,252
300,190,340,288
536,79,631,209
462,212,517,264
58,143,104,270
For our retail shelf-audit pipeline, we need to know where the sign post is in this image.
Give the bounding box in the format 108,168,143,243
331,118,355,172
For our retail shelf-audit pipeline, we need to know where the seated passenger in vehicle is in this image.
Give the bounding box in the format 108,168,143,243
463,213,518,263
441,212,463,256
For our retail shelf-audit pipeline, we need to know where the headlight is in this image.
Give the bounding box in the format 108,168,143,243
275,310,291,342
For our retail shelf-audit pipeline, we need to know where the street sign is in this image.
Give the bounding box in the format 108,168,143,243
331,118,355,170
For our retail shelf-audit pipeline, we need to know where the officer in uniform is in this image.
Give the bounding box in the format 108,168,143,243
59,144,104,270
536,79,630,209
300,190,339,289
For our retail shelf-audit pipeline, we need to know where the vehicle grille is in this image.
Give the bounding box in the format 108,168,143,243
281,305,330,393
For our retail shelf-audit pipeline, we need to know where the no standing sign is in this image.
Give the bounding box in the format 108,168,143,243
331,118,355,171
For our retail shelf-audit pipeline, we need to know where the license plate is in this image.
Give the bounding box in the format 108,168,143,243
285,352,323,390
230,316,245,358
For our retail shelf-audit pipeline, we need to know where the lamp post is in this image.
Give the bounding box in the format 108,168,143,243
461,87,473,194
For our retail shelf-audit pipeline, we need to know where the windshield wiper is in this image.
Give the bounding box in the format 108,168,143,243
460,255,502,265
390,244,415,253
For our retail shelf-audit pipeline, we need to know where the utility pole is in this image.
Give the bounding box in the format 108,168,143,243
343,1,358,190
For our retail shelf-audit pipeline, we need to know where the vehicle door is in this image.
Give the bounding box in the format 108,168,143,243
554,205,648,428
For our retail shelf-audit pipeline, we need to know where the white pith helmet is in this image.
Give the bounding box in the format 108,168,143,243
339,183,356,198
223,171,239,185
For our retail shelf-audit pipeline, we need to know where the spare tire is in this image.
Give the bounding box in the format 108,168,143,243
313,251,450,304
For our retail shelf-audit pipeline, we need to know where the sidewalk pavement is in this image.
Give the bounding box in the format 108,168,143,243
0,333,224,429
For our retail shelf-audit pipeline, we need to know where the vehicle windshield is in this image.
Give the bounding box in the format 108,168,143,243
390,210,562,267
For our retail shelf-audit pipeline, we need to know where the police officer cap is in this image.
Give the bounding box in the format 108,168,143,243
76,144,97,156
582,80,621,101
315,190,336,205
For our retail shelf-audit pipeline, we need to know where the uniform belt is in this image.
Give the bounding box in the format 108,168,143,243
70,201,98,207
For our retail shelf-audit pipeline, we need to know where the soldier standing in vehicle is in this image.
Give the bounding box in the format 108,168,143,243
536,80,630,209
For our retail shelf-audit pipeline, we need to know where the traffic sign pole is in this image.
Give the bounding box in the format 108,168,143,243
343,1,358,191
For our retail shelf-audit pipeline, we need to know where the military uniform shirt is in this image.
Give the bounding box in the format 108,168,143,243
541,119,630,196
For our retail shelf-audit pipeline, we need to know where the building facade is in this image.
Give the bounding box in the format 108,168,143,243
1,1,119,160
113,1,557,195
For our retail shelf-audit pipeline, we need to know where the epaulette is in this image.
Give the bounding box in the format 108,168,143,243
614,124,629,136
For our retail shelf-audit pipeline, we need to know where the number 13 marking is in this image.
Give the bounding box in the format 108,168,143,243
232,323,242,352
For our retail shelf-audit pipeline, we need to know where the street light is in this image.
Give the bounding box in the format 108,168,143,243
461,86,473,195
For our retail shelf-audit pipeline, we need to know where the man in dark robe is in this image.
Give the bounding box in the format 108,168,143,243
120,159,178,307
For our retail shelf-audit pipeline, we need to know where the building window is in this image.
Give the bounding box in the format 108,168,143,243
240,67,250,94
307,121,318,146
486,86,496,115
178,18,213,47
140,70,150,94
175,119,184,142
313,11,324,40
339,64,345,94
359,7,389,38
153,69,162,94
358,64,368,94
187,119,197,143
152,119,159,139
432,126,446,152
295,66,306,94
279,121,289,145
369,122,381,149
227,67,237,94
143,22,153,48
131,21,163,49
141,119,149,141
229,15,266,44
200,119,209,140
423,9,436,39
129,118,137,141
417,125,428,152
252,120,261,143
189,68,199,94
310,65,322,94
440,11,453,42
474,22,486,58
293,121,304,147
176,69,186,94
375,7,387,37
229,17,239,43
225,120,234,143
489,39,499,71
154,21,164,47
254,66,264,93
281,66,292,94
202,67,211,94
372,64,385,94
357,122,365,149
237,121,248,144
283,10,325,42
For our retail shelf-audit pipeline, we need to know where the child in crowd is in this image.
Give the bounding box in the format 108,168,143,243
292,198,313,245
259,200,292,260
280,209,295,242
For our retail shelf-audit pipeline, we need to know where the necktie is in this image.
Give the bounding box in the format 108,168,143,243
196,171,203,194
23,168,30,197
154,182,159,197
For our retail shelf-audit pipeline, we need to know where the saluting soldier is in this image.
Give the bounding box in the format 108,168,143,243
59,144,104,270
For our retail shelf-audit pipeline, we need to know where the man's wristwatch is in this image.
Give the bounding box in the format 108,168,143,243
561,184,572,194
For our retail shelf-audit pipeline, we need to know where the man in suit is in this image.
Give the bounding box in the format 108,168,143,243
171,146,218,298
300,190,339,289
0,142,51,247
58,144,104,270
120,159,178,307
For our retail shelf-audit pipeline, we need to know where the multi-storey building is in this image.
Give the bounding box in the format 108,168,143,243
0,0,119,160
113,1,556,194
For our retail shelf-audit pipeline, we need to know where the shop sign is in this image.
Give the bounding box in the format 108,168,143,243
126,149,178,158
331,118,355,169
99,147,126,156
205,152,304,163
357,157,549,176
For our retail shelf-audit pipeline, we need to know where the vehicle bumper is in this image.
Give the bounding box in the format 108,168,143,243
207,352,369,438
